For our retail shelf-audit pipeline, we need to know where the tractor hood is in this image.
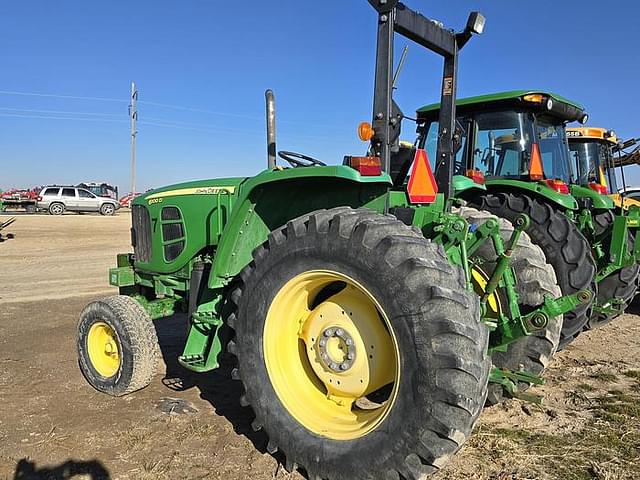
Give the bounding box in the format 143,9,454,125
133,177,247,206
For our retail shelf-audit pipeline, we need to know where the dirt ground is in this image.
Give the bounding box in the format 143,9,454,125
1,212,638,480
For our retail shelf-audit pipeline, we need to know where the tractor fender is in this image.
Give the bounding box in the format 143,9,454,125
453,174,486,197
569,184,615,210
207,166,392,288
469,179,579,211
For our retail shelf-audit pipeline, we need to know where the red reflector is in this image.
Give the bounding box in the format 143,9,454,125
466,169,485,185
544,178,569,194
349,156,382,176
589,182,608,195
407,149,438,203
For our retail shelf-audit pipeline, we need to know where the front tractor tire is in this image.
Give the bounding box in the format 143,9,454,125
472,193,597,349
225,208,490,480
77,295,160,396
456,206,562,405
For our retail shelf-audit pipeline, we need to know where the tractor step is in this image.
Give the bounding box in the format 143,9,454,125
177,354,213,373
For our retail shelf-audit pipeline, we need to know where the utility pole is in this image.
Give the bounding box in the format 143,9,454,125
129,82,138,195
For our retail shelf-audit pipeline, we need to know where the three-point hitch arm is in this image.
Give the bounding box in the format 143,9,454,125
367,0,485,199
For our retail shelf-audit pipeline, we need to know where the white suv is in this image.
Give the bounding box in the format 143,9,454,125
37,186,120,215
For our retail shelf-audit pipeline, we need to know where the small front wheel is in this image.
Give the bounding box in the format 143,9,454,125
77,295,160,396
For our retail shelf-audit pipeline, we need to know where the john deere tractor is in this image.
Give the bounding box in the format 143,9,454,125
566,127,640,210
76,4,588,479
414,91,639,336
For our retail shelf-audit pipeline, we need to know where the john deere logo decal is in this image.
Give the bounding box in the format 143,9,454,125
146,186,236,203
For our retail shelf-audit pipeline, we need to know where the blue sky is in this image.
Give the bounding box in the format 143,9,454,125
1,1,639,192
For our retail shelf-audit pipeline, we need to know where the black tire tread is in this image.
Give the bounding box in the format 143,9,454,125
224,207,491,480
77,295,160,396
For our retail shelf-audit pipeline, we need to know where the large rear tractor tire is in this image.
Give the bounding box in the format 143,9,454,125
455,206,562,405
225,207,490,480
589,210,640,328
472,193,596,349
77,295,160,396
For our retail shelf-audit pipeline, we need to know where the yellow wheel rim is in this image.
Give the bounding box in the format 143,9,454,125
87,322,121,378
470,265,501,318
263,270,400,440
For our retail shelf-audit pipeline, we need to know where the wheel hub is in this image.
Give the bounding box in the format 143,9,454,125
263,270,400,440
87,322,121,378
317,327,356,372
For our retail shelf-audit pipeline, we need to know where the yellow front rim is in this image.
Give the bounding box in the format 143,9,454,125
87,322,121,378
471,265,502,318
263,270,400,441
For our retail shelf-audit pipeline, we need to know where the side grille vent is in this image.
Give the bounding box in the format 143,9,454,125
161,206,185,262
132,205,152,262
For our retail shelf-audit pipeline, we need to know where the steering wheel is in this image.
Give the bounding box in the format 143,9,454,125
278,150,327,168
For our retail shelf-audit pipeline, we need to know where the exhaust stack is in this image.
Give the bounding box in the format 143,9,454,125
265,89,277,169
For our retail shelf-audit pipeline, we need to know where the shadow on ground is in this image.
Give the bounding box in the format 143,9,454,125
153,314,271,455
13,459,110,480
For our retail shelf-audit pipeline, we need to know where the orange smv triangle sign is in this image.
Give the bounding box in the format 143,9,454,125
407,148,438,204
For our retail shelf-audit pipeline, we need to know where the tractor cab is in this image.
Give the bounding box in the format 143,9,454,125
566,127,619,193
414,91,588,198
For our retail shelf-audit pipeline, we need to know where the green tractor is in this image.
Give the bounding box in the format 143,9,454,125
76,4,589,478
414,91,639,338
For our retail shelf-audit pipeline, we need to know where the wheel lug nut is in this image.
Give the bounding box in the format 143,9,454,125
340,363,348,371
330,362,338,370
346,339,353,346
347,353,354,360
324,328,333,337
336,328,344,336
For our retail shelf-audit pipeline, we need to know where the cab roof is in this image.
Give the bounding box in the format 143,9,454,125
416,90,585,121
567,127,618,144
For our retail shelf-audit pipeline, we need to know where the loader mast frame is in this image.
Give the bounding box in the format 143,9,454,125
369,0,478,199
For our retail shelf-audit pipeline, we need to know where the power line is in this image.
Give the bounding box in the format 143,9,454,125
0,107,123,117
0,89,127,103
0,112,126,123
138,99,263,120
0,88,348,130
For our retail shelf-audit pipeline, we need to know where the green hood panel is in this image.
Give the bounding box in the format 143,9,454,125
484,179,578,210
569,185,614,210
134,165,392,207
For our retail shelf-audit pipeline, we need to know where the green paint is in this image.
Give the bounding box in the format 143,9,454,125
569,184,615,209
452,174,486,196
417,89,584,117
484,179,578,210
